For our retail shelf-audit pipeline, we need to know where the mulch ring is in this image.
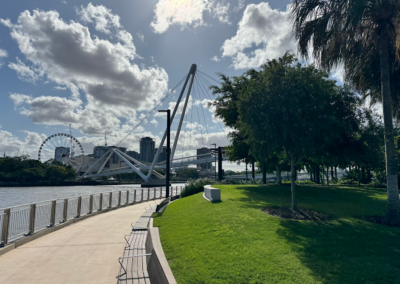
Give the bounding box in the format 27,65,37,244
262,206,333,221
359,215,400,228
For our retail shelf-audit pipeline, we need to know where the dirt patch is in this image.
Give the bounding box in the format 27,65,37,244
262,206,333,221
359,215,400,228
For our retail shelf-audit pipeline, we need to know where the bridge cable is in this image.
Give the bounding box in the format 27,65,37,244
116,74,188,146
196,72,228,137
192,80,205,148
195,75,211,146
197,69,221,84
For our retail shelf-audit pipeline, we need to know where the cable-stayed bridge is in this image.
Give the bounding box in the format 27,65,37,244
80,64,228,183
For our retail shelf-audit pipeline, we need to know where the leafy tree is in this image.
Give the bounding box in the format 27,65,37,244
290,0,400,219
176,168,199,179
238,53,360,209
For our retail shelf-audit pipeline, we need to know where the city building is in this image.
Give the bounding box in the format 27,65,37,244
196,147,212,170
127,150,140,160
55,147,70,162
155,146,168,163
93,146,127,164
140,137,155,163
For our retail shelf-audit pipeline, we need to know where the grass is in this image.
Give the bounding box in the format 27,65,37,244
153,185,400,284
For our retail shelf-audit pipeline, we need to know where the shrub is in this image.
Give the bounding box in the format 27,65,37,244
181,178,215,198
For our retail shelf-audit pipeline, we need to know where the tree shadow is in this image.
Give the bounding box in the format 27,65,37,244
275,218,400,283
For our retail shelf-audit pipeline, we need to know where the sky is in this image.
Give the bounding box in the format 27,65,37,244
0,0,345,171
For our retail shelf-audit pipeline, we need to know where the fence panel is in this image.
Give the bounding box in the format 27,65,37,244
55,200,64,224
67,198,78,220
129,190,135,203
8,206,30,241
121,191,127,204
112,192,119,207
93,194,100,211
0,210,3,241
81,196,91,215
102,193,110,209
34,202,52,232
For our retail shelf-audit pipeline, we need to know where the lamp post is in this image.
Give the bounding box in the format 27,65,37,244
211,143,216,180
159,109,171,198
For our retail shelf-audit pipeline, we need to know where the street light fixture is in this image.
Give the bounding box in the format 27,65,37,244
159,109,170,198
211,143,216,181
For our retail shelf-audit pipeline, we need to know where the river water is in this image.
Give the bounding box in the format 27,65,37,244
0,184,185,209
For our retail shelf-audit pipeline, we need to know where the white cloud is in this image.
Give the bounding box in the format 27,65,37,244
136,33,145,42
8,58,41,82
234,0,246,12
10,93,32,106
62,0,67,4
330,65,344,85
211,55,221,62
0,130,47,158
151,0,231,34
212,2,230,24
0,48,7,57
2,7,169,135
54,86,67,90
77,3,121,34
221,2,296,69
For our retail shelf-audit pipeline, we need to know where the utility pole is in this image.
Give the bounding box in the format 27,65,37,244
211,143,216,180
159,109,171,198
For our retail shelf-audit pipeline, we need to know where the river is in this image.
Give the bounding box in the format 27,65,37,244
0,184,185,209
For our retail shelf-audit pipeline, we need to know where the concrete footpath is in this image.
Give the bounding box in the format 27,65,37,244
0,200,159,284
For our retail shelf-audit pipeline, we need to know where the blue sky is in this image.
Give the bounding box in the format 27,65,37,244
1,0,339,170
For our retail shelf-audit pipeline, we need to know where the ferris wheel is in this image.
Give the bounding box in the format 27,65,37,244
38,133,84,173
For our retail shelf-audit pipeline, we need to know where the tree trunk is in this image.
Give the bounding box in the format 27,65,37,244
245,163,248,180
335,166,337,179
362,166,366,184
291,160,297,210
252,161,255,180
357,166,361,187
331,167,334,180
379,29,400,220
316,166,320,184
310,168,313,182
276,165,282,185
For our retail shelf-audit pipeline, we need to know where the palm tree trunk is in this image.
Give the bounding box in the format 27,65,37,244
379,29,400,220
290,160,297,210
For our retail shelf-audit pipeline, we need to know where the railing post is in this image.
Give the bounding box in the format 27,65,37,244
134,190,137,203
109,192,112,208
89,195,93,214
159,187,162,199
0,208,11,247
63,199,68,222
126,190,129,204
141,189,144,202
153,188,156,200
99,194,103,211
49,200,56,227
76,197,82,218
118,191,122,206
147,188,150,200
28,204,36,235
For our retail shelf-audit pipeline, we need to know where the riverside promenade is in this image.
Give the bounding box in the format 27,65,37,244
0,200,159,284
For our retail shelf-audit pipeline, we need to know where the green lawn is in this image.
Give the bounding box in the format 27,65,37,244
153,185,400,284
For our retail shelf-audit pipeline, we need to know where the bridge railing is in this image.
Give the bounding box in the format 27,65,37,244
0,186,184,248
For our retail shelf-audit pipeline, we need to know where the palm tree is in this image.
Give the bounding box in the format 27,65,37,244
290,0,400,220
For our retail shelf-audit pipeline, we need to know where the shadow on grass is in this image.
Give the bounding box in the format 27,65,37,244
275,218,400,283
229,185,400,283
230,185,387,218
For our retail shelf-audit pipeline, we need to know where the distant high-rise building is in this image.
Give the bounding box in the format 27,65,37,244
140,137,155,163
55,147,70,162
127,150,140,160
197,147,212,170
93,146,127,164
155,146,168,163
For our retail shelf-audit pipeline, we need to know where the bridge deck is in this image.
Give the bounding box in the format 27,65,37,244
0,200,159,284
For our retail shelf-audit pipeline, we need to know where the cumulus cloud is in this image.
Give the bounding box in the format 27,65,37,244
234,0,246,12
0,130,47,158
77,3,121,34
2,6,169,135
0,48,7,68
151,0,231,34
221,2,296,69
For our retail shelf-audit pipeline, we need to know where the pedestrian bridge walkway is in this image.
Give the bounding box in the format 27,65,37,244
0,200,158,284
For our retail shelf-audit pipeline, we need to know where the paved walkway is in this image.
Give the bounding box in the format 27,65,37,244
0,200,159,284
